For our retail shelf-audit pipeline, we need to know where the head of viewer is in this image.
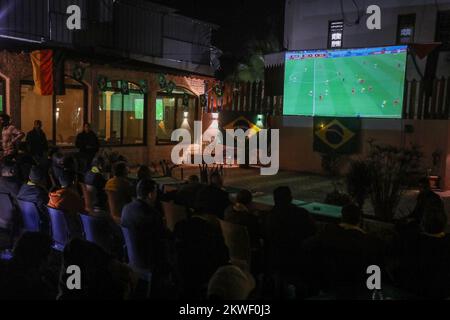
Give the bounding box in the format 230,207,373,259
136,179,157,203
91,156,105,170
0,113,11,127
1,161,16,177
113,162,128,178
418,176,431,192
273,186,292,207
187,175,199,184
33,120,42,131
341,204,362,226
137,165,152,180
236,189,252,207
83,122,91,133
59,170,75,188
29,165,46,185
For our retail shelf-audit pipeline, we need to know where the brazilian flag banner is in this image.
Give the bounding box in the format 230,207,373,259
313,117,361,154
218,112,264,136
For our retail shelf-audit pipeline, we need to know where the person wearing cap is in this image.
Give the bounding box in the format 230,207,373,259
17,165,49,222
84,156,107,210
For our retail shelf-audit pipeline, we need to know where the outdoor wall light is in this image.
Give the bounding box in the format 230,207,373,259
212,112,219,120
257,114,263,121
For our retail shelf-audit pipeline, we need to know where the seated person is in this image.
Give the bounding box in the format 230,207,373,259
58,238,135,300
409,177,444,223
173,187,230,299
49,152,64,188
129,165,153,198
0,160,22,198
197,173,230,219
121,179,169,272
303,204,382,299
137,165,152,181
395,204,450,299
264,186,317,278
105,162,132,222
17,165,50,233
175,175,203,209
0,232,56,300
224,189,261,250
48,171,83,236
84,156,107,210
15,142,34,182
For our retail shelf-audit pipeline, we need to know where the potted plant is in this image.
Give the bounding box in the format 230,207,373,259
365,141,423,222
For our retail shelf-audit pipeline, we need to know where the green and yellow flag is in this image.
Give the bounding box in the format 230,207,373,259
313,117,361,154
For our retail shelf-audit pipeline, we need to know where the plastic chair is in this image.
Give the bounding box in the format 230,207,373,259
0,193,16,231
80,213,113,254
219,219,251,270
47,207,71,251
121,225,152,297
161,201,187,232
16,199,41,232
0,193,18,249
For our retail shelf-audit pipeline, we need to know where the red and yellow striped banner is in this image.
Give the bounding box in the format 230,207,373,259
30,50,53,96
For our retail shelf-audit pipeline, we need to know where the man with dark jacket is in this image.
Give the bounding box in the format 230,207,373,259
121,179,168,272
173,186,230,299
25,120,48,163
264,186,317,277
395,204,450,299
198,173,230,219
17,166,49,231
303,204,382,299
175,175,203,209
75,123,99,169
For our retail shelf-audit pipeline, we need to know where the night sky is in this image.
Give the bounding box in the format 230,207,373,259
150,0,285,79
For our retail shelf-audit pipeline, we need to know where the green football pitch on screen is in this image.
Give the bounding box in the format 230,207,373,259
283,46,407,118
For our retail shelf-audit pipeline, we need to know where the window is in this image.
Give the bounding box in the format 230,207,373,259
94,81,146,146
396,14,416,44
328,20,344,48
20,78,86,146
156,89,198,144
436,10,450,49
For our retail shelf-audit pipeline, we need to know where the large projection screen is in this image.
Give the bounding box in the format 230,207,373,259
283,45,407,118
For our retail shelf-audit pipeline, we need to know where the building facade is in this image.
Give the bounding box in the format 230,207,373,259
265,0,450,190
0,0,217,166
